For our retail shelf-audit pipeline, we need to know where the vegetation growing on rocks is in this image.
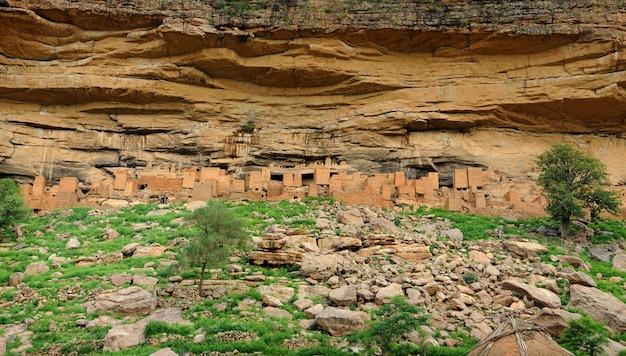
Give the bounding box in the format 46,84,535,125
0,198,625,355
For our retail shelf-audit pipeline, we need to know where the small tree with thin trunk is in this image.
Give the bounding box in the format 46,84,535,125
535,143,621,238
180,200,252,296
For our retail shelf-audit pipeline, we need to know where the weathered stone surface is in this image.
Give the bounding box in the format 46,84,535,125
532,308,581,337
256,285,295,304
613,254,626,272
121,243,141,256
375,283,404,305
263,306,291,319
568,284,626,333
469,250,491,265
102,228,120,240
328,285,357,307
110,273,134,287
315,307,369,336
300,254,337,281
2,0,626,193
84,286,157,316
132,244,165,258
589,247,613,263
557,255,591,272
102,251,123,265
248,251,300,265
149,348,178,356
502,241,547,257
336,209,364,227
565,271,596,287
24,262,49,276
9,272,24,286
65,237,81,250
103,308,190,352
501,279,561,309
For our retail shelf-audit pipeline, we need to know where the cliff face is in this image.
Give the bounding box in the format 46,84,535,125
1,0,626,186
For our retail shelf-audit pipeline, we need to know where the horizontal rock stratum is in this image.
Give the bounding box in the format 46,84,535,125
1,0,626,186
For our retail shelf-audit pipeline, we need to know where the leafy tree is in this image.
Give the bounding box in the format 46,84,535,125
348,297,430,356
559,315,608,356
180,200,252,295
0,178,30,234
535,143,621,238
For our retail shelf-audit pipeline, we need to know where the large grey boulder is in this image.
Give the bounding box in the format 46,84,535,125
532,308,581,336
103,308,190,352
315,307,369,336
501,279,561,309
84,286,157,316
375,283,404,305
328,285,357,307
565,271,596,287
612,254,626,272
336,208,364,227
301,254,337,281
502,241,547,257
568,284,626,333
24,262,49,276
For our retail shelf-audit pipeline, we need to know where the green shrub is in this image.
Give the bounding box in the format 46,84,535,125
462,273,479,285
0,178,31,234
348,297,430,356
559,315,609,356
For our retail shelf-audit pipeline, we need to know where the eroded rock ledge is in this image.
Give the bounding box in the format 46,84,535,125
1,0,625,186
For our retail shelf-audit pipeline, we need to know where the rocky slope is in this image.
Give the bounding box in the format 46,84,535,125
2,200,626,355
1,0,626,185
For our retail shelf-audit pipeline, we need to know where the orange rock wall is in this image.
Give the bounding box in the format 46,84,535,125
1,0,626,192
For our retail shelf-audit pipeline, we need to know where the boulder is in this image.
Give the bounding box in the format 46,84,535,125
248,251,300,265
9,272,24,286
66,237,81,250
121,243,141,256
375,283,404,304
102,228,120,240
336,208,364,227
84,286,157,316
370,218,401,234
315,307,369,336
331,237,362,250
612,254,626,272
132,244,165,258
298,285,331,300
502,241,547,257
557,255,591,272
24,262,49,276
441,229,464,247
300,254,337,281
150,348,178,356
328,285,357,307
470,250,492,265
532,308,581,336
110,273,134,287
263,306,292,319
501,279,561,309
589,247,613,263
565,271,596,287
256,284,295,304
568,284,626,333
103,308,190,351
102,251,123,264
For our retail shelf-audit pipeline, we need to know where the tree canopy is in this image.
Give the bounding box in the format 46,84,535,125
535,143,621,238
0,178,30,234
180,200,252,295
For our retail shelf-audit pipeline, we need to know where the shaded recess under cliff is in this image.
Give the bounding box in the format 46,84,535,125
1,0,626,186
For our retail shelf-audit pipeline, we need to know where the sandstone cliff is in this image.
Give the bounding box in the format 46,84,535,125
1,0,626,186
